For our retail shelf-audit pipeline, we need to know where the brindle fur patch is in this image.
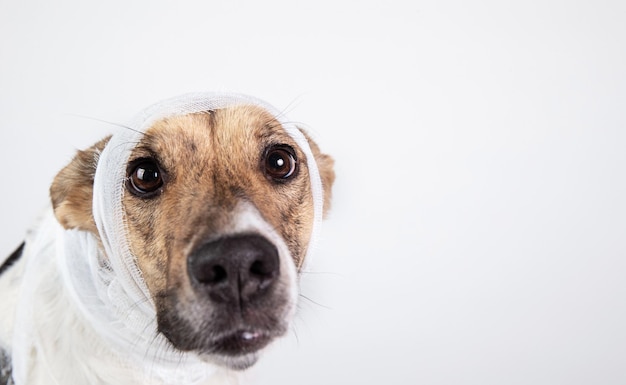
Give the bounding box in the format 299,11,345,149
122,105,325,298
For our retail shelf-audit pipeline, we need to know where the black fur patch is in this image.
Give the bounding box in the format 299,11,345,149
0,348,13,385
0,243,24,277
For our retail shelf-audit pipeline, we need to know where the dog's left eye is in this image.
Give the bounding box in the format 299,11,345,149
127,159,164,197
263,146,297,181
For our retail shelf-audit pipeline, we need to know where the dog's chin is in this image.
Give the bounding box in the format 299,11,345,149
202,352,261,371
194,330,281,370
161,324,286,371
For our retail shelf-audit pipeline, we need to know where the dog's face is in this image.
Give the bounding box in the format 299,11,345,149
49,105,335,369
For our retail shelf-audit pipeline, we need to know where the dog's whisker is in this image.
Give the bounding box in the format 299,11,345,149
275,95,305,121
290,324,301,346
66,113,151,138
264,119,308,132
110,140,144,153
299,294,332,310
141,322,162,361
117,299,164,358
120,296,154,320
299,270,342,277
120,311,154,347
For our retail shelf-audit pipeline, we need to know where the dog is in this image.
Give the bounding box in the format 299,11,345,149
0,93,335,385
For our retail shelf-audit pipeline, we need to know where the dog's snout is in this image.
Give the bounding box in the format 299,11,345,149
188,234,280,304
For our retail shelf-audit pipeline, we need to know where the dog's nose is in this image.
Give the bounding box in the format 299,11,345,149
188,234,280,304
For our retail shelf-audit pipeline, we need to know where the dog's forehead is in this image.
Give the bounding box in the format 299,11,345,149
132,105,299,162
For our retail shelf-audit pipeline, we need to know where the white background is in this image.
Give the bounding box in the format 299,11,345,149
1,0,625,384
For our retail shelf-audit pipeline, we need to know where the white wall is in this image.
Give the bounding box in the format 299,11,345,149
1,0,625,384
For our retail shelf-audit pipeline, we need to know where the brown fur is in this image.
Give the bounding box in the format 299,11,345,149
50,105,334,302
50,137,111,234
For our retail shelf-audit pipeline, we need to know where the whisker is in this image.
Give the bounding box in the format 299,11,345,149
291,324,301,346
142,322,162,361
121,296,153,320
65,113,146,135
299,270,343,277
66,113,161,144
299,294,332,310
277,94,306,120
265,119,309,132
108,140,144,154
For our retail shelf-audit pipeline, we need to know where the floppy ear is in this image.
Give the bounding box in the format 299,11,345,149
50,137,111,233
299,129,336,218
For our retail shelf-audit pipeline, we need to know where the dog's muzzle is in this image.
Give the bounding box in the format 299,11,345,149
157,233,290,362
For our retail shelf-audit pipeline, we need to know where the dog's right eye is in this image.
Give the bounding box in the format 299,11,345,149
127,159,164,197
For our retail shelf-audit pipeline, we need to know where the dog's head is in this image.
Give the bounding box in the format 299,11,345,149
49,102,334,369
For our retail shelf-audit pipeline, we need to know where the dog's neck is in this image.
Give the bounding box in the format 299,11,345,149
10,209,232,385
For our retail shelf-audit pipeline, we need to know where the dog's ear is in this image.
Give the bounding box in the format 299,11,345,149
50,137,111,233
299,129,336,218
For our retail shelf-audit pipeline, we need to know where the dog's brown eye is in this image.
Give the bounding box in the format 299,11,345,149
264,146,297,181
128,159,164,197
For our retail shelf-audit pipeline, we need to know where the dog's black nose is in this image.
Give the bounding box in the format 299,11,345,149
188,234,280,304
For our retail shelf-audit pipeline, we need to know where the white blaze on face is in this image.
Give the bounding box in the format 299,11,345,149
226,201,300,320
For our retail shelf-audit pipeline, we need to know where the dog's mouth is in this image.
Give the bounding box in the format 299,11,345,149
159,320,288,370
157,311,289,357
202,326,288,370
209,328,276,356
156,283,293,369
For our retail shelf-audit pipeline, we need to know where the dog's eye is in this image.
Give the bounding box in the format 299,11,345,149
127,159,164,197
264,146,297,181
